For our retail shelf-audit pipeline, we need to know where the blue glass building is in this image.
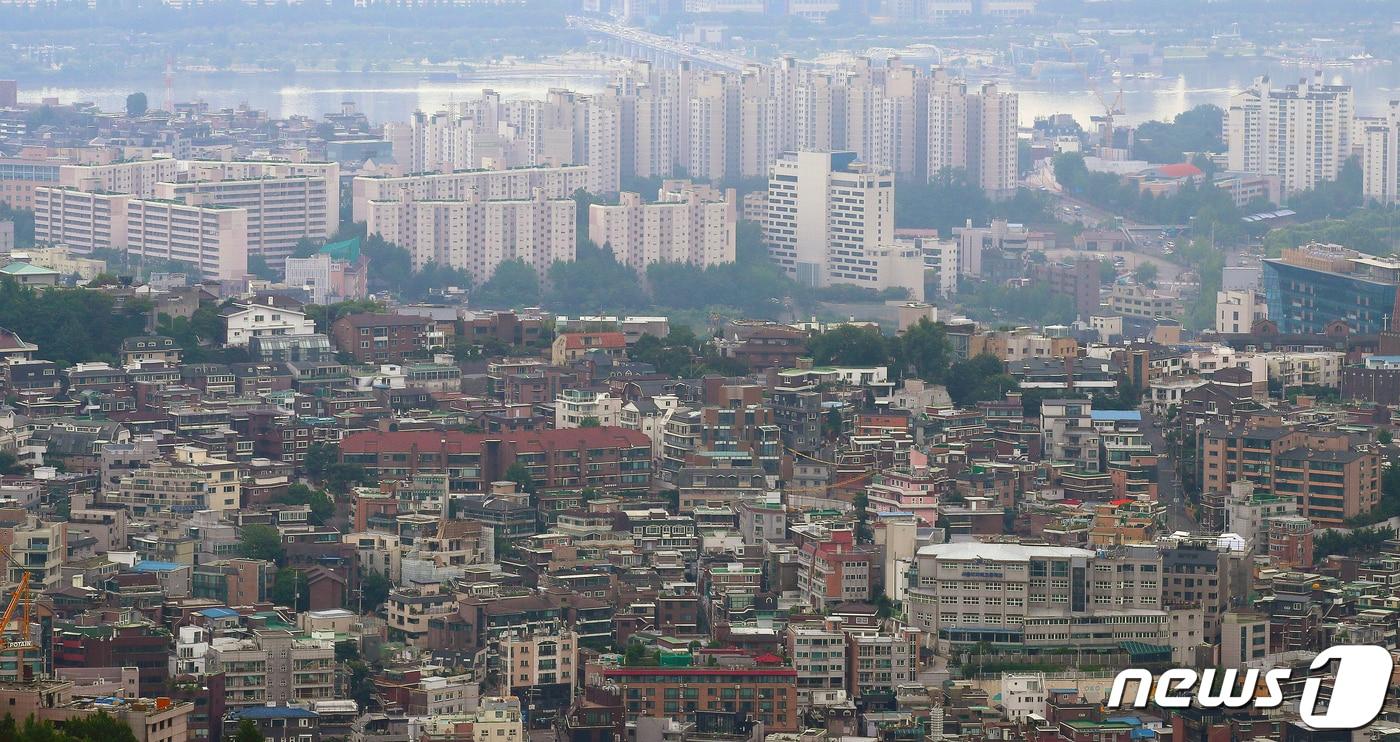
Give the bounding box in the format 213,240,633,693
1262,257,1399,335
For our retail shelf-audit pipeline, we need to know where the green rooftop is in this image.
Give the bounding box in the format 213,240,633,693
319,237,361,263
0,261,58,276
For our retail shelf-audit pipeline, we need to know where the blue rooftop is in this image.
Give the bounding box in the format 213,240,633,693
230,706,318,720
1091,410,1142,422
197,607,240,619
131,560,183,572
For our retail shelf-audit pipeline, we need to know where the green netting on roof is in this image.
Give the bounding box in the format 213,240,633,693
319,237,361,263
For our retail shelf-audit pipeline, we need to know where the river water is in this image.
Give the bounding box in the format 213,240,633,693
16,56,1399,128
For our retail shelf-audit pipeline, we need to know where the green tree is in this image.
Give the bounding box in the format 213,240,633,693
898,318,952,382
579,417,601,428
63,711,139,742
945,354,1016,407
246,253,278,282
360,569,391,609
271,567,309,611
302,441,339,480
807,325,891,368
235,719,267,742
238,524,284,563
1133,262,1159,285
125,91,148,116
504,461,536,494
274,483,335,525
0,451,26,476
473,259,542,309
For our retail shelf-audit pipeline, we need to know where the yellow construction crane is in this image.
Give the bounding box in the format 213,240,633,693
0,570,34,675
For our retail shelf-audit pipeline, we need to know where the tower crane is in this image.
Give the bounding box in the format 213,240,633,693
1058,37,1126,153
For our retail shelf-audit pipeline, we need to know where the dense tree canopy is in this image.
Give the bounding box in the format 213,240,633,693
1130,104,1225,164
0,280,152,366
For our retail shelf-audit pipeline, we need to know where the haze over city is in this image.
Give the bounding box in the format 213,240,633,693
0,2,1397,742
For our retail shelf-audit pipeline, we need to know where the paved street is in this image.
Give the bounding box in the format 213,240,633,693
1139,404,1197,532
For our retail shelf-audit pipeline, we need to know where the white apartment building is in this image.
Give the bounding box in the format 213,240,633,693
1039,398,1099,472
6,517,66,590
554,389,623,429
58,158,180,198
1259,350,1344,389
1360,101,1399,206
222,298,317,348
910,234,959,298
786,622,847,704
125,198,249,280
905,542,1167,653
33,186,249,280
154,170,336,265
1215,290,1268,334
364,189,574,283
351,164,591,223
1228,73,1354,195
587,181,736,272
765,150,924,299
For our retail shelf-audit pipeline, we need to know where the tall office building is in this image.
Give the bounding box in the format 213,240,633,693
1261,243,1400,335
1227,73,1354,195
765,151,923,299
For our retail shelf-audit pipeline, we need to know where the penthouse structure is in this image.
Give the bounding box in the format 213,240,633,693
905,542,1167,653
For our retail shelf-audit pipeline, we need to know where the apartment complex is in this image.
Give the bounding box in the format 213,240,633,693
35,187,250,280
153,164,337,264
905,542,1167,653
381,58,1015,195
765,150,923,298
205,630,336,709
1360,100,1400,206
1227,73,1354,195
363,189,574,284
351,165,591,223
587,181,736,272
338,427,652,493
1199,422,1380,527
598,666,799,732
108,445,241,519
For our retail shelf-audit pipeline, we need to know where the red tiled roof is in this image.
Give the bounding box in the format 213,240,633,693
1152,163,1203,178
339,426,651,454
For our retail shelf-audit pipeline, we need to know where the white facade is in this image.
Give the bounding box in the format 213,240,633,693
1227,73,1354,195
1215,290,1268,334
554,389,623,429
1361,101,1399,206
765,150,923,300
352,165,592,223
223,301,316,348
1260,351,1345,389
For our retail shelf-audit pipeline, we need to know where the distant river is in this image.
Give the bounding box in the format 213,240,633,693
16,56,1400,127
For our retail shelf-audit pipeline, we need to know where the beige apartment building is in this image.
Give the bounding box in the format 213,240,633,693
109,445,241,519
365,189,574,283
587,181,736,273
351,165,591,223
205,630,336,709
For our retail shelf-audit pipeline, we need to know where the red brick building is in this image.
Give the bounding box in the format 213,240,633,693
330,313,435,363
339,427,652,494
599,666,798,731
